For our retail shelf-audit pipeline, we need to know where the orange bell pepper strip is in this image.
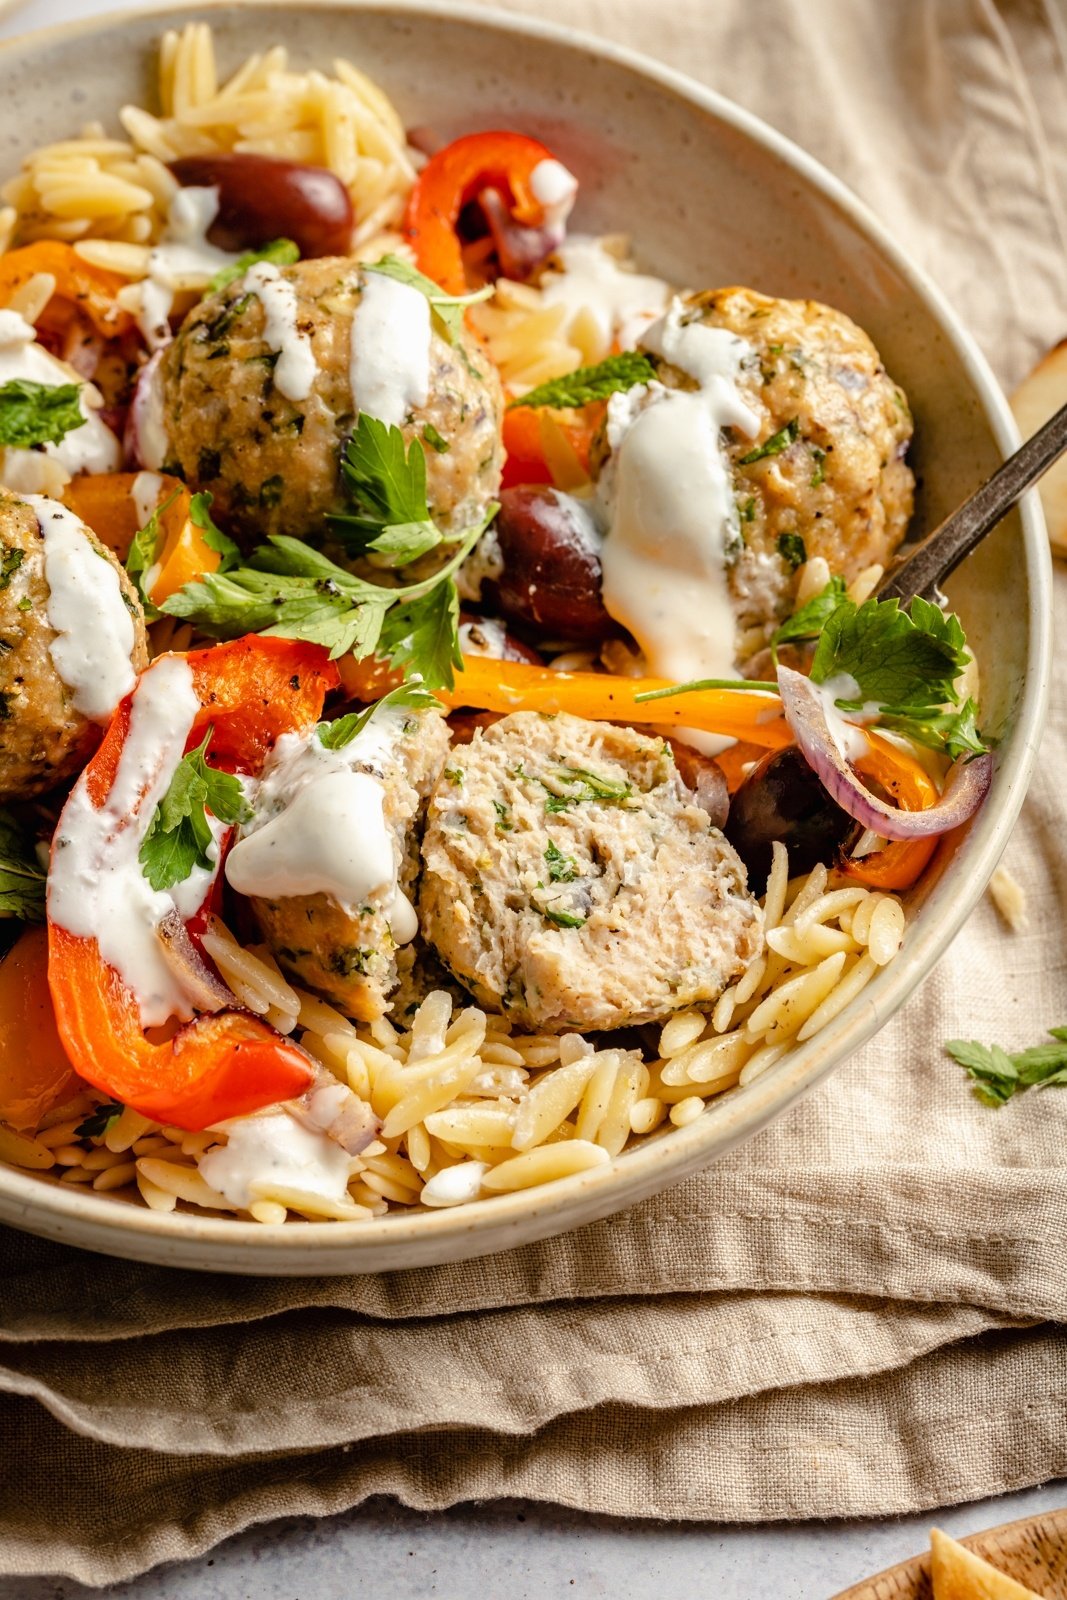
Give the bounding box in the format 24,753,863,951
839,732,940,890
0,241,132,338
47,637,340,1131
341,652,792,750
403,131,567,296
0,924,81,1132
62,473,223,603
501,404,601,491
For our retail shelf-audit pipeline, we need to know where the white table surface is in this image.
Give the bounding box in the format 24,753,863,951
0,0,1063,1593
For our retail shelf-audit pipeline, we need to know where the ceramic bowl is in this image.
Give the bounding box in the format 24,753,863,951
0,0,1051,1273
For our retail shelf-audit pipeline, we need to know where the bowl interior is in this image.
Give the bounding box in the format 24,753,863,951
0,0,1049,1273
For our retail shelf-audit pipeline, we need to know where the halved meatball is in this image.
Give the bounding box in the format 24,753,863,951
646,287,914,648
419,711,762,1032
0,492,148,802
240,707,450,1019
154,257,504,543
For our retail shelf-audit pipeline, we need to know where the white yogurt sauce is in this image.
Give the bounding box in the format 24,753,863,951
225,706,417,943
0,309,120,493
242,260,317,402
47,655,222,1027
26,495,137,722
132,187,239,350
199,1109,353,1210
131,469,164,532
529,158,579,227
350,272,431,427
815,671,878,763
538,235,671,361
420,1160,490,1208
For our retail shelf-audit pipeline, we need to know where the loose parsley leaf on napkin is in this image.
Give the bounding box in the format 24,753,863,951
946,1027,1067,1105
0,379,84,449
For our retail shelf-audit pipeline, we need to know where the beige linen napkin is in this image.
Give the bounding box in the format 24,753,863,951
2,0,1067,1584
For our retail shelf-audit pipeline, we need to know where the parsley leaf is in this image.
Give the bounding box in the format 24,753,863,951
422,423,450,454
545,839,579,882
75,1100,124,1139
777,532,807,570
126,488,181,620
946,1026,1067,1105
739,417,799,465
364,254,492,344
189,491,239,572
770,576,848,652
329,413,441,564
508,352,657,412
542,765,634,808
0,808,45,921
810,595,969,711
0,547,24,590
208,238,300,294
0,379,84,448
139,727,252,893
539,902,587,929
317,682,440,750
163,509,494,689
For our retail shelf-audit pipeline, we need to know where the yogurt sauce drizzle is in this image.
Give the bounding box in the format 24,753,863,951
539,236,671,362
598,297,759,698
132,186,236,351
47,655,222,1027
242,260,317,402
0,310,120,492
26,495,137,722
349,272,431,427
198,1109,354,1211
225,706,418,943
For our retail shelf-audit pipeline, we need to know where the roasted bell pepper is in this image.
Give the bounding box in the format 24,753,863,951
0,925,80,1132
839,732,940,890
0,240,132,339
62,473,222,605
47,637,340,1130
403,131,568,296
501,404,600,491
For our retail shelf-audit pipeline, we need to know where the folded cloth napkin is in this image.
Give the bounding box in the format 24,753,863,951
2,0,1067,1585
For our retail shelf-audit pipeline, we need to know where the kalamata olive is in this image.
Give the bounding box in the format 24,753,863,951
491,485,615,641
168,154,354,258
458,613,542,664
667,738,730,831
724,745,861,888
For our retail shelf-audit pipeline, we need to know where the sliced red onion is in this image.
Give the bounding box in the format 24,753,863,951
289,1075,381,1155
156,910,240,1014
777,665,993,841
480,187,566,281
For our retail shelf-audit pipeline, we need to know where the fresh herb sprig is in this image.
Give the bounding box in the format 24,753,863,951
317,682,440,750
139,727,252,893
329,413,444,565
127,490,237,620
0,379,84,449
946,1027,1067,1105
364,255,492,344
508,352,656,412
0,809,45,922
208,238,299,294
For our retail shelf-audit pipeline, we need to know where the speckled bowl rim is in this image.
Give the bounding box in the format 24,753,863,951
0,0,1052,1274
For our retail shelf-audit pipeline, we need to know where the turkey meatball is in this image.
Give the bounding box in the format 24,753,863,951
0,492,148,802
650,287,914,648
151,257,504,544
229,704,450,1019
419,711,762,1032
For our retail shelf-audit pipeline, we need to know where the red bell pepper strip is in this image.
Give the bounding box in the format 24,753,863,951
47,636,340,1131
403,130,566,296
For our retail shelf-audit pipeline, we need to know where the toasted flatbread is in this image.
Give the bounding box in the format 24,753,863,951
930,1527,1049,1600
1010,339,1067,556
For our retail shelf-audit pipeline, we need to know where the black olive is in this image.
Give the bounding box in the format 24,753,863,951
724,745,861,888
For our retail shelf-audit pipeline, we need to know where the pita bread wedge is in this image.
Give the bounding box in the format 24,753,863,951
930,1527,1049,1600
1011,339,1067,556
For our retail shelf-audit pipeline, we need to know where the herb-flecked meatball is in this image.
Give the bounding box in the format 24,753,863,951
0,492,148,802
154,257,504,544
647,287,915,651
419,711,762,1032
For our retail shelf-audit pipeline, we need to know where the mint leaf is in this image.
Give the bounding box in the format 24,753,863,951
189,491,239,572
317,683,440,750
0,808,45,921
208,238,300,294
0,379,84,448
139,727,252,893
739,417,799,465
364,254,492,344
946,1027,1067,1106
508,352,656,411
